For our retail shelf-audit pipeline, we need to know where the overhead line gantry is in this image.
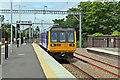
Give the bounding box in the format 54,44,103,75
0,9,82,48
0,9,80,15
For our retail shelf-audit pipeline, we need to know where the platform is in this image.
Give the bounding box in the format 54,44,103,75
2,43,45,79
32,43,76,78
86,48,119,56
1,43,76,79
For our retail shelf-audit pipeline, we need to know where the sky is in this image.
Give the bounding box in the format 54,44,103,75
0,1,81,30
0,0,120,30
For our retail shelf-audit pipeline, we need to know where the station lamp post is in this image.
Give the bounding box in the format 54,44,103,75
0,15,4,80
0,15,4,64
10,0,13,53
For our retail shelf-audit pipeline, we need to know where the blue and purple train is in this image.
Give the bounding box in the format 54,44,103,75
39,25,76,59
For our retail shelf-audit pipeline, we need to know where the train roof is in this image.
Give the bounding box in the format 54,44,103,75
41,25,75,33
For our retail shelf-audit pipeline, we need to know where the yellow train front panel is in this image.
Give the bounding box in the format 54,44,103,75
48,42,76,53
48,31,76,53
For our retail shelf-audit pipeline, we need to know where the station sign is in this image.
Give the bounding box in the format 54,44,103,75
16,21,32,25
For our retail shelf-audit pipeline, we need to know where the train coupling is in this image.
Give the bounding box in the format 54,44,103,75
61,52,65,57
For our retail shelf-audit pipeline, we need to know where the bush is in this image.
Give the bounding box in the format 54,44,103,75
112,31,120,36
92,33,103,37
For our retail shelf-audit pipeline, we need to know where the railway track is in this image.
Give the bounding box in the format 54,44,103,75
62,59,96,79
37,40,119,78
74,51,120,78
87,49,119,61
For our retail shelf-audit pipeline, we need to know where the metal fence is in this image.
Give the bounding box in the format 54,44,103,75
86,36,120,48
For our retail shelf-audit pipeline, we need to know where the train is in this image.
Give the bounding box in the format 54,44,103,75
39,25,76,60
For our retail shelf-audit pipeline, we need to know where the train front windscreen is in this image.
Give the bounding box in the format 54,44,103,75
50,31,74,42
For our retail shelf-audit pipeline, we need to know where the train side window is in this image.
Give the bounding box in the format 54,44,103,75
68,32,74,42
60,32,66,42
51,32,57,42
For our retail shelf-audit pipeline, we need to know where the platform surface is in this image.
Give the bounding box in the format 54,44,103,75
103,48,119,52
33,43,76,78
86,48,119,56
2,43,45,79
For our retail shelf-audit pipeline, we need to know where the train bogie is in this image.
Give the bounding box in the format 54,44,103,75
49,52,73,60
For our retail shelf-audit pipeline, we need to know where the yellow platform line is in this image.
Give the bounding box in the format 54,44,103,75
32,43,57,79
1,44,10,48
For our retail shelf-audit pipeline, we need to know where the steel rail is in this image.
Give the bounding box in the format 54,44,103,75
74,52,120,78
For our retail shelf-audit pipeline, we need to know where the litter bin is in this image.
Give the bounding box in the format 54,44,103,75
17,39,19,48
5,41,8,59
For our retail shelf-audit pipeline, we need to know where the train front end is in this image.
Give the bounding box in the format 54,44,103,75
48,26,76,59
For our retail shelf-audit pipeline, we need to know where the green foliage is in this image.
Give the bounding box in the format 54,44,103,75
92,33,103,37
22,28,28,37
2,23,15,38
22,27,34,38
52,1,120,47
52,19,65,26
112,31,120,36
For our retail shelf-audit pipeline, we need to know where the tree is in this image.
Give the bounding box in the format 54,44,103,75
112,30,120,36
52,19,65,26
2,23,15,38
52,1,120,47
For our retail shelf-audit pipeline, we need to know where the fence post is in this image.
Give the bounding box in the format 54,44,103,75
92,37,94,47
107,38,109,47
114,37,116,48
5,32,8,59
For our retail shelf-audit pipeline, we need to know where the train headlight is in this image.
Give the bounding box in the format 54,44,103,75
51,44,56,47
69,44,75,47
